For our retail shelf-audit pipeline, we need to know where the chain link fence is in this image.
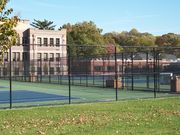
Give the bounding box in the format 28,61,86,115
0,45,179,109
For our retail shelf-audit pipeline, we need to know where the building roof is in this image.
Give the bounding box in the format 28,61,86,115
160,54,177,61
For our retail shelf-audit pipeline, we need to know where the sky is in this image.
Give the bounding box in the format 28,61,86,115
8,0,180,35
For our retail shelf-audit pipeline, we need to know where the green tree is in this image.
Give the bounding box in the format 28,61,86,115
60,23,74,44
71,21,104,45
129,28,139,36
111,29,156,52
31,19,56,30
0,0,19,62
60,23,77,57
155,33,180,47
138,33,156,46
118,29,155,47
103,32,117,45
155,33,180,56
61,21,106,57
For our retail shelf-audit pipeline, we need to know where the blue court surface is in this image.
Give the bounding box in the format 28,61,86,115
0,90,78,104
0,86,7,88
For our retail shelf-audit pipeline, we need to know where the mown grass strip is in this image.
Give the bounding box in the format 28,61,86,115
0,97,179,135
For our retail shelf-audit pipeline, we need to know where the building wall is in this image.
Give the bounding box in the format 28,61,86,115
71,59,172,75
27,28,67,60
0,20,67,77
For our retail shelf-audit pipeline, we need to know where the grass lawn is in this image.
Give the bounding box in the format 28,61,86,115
0,97,179,135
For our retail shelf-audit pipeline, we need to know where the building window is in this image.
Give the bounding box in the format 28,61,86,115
107,66,115,72
56,38,60,46
3,68,7,76
37,67,42,75
44,53,48,61
14,68,19,75
56,67,60,73
50,67,54,75
50,53,54,61
16,52,20,61
43,64,48,75
12,52,20,61
12,52,16,61
43,38,48,46
56,53,60,61
4,52,8,61
37,37,42,46
22,37,28,45
37,53,42,61
50,38,54,46
94,66,103,72
23,52,28,61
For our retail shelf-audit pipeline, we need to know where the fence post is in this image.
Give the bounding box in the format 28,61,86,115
115,46,118,101
49,60,51,83
80,58,82,84
93,59,95,85
131,52,134,91
86,56,88,87
157,51,160,92
103,57,105,88
68,46,71,104
40,59,42,82
57,60,60,84
153,48,157,98
3,61,5,80
9,48,12,109
121,53,124,89
59,57,62,84
146,52,149,88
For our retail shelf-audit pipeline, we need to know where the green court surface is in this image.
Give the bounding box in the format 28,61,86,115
0,79,178,108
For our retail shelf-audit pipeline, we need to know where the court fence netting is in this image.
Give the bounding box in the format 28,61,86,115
0,45,180,109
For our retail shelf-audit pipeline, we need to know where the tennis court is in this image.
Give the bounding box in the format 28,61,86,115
0,79,176,109
0,90,78,104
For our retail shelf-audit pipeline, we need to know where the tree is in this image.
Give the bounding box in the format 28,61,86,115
31,19,56,30
118,29,155,47
103,29,156,49
60,23,74,44
155,33,180,47
70,21,104,45
0,0,19,62
155,33,180,56
129,28,139,36
61,21,106,57
103,33,117,45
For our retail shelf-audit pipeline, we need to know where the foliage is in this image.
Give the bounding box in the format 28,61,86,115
155,33,180,47
31,19,56,30
103,32,118,45
103,29,156,52
0,0,19,62
0,97,179,135
61,21,106,57
155,33,180,55
60,21,180,55
68,21,104,45
104,29,155,47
